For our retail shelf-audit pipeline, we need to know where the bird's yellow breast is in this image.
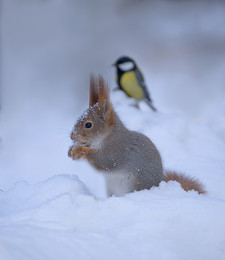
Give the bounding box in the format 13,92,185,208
120,71,144,100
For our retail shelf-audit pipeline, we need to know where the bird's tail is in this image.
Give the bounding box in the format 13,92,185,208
164,170,206,195
145,99,157,112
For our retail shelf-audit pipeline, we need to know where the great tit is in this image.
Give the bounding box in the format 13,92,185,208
113,56,157,111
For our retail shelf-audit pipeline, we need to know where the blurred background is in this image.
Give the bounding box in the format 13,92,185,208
0,0,225,192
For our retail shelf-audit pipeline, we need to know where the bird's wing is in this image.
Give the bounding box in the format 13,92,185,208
134,67,152,102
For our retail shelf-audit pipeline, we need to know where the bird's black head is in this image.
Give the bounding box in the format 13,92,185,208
113,56,136,72
114,56,134,65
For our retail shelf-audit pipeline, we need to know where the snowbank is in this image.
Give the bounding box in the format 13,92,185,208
0,174,225,260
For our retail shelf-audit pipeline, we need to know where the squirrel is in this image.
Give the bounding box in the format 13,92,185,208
68,75,206,197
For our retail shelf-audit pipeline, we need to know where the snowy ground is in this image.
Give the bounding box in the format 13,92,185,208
1,0,225,259
1,92,225,260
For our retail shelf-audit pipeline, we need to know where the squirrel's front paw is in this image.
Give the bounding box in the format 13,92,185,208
68,145,85,160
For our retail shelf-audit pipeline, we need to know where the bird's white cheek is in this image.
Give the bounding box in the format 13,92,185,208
118,62,134,71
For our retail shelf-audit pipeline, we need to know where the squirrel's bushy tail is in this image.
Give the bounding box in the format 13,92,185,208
164,171,206,195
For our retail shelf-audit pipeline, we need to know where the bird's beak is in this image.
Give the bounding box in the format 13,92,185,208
111,63,116,67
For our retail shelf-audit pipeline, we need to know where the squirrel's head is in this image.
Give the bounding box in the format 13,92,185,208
70,75,114,148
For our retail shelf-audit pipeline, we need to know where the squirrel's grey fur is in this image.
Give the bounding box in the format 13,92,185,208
88,112,163,196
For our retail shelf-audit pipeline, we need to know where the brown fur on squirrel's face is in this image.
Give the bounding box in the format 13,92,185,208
70,75,114,149
70,105,108,148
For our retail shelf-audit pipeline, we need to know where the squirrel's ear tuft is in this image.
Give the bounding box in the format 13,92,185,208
98,74,110,107
90,74,114,125
97,75,114,124
89,74,99,106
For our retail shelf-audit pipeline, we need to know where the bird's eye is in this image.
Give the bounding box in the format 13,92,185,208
85,122,92,129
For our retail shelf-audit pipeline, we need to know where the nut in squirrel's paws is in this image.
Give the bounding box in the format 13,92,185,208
68,145,85,160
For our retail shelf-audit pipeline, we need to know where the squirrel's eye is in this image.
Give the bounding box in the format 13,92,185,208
85,122,92,129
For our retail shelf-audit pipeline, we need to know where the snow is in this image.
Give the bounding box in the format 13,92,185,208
1,0,225,259
1,176,225,260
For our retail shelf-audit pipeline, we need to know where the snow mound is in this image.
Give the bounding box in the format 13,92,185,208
0,174,90,229
0,175,225,260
